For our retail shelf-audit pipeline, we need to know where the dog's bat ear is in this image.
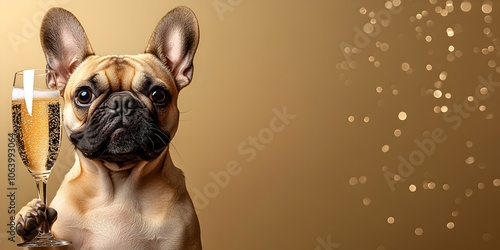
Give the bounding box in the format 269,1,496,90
40,7,94,94
145,6,200,90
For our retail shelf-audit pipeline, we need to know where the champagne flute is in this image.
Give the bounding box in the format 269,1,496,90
11,69,71,247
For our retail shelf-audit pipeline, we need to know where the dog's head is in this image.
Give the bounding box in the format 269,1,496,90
40,7,199,167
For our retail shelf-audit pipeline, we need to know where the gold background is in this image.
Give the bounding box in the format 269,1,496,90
1,0,500,249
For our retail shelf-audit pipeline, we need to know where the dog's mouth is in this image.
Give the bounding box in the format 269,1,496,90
106,125,169,163
72,119,170,164
69,94,170,164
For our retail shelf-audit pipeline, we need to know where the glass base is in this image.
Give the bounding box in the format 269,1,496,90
17,235,71,248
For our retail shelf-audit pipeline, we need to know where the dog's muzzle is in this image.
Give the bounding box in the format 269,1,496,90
70,91,170,164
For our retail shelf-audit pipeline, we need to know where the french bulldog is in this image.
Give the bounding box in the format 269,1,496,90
14,6,201,249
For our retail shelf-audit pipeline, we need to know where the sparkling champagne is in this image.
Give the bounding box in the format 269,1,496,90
11,88,61,178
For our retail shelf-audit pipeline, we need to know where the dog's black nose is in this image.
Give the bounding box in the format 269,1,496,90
105,92,141,116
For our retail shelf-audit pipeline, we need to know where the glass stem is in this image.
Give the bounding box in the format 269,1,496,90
35,179,51,235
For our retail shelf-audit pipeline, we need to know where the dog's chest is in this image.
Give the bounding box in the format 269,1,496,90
84,203,177,247
54,195,184,249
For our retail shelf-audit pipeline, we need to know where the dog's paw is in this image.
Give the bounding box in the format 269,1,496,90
15,199,57,242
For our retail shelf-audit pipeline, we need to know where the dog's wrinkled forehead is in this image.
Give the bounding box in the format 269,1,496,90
67,54,177,96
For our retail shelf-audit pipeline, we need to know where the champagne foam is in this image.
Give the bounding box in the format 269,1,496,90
12,87,60,100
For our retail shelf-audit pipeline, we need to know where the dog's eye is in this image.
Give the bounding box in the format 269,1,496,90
150,88,168,104
75,88,95,106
